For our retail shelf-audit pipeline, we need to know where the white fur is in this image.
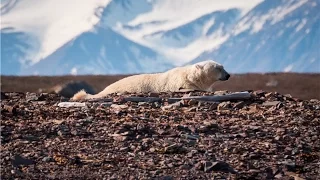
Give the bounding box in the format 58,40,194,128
71,60,229,100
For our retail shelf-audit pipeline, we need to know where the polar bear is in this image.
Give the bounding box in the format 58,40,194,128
71,60,230,100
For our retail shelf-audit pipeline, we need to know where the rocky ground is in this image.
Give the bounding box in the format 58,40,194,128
1,91,320,179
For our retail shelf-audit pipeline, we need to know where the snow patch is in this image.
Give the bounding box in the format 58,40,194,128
232,16,251,35
233,0,308,35
70,67,78,75
202,19,215,35
289,35,304,50
295,18,307,32
271,0,308,24
158,29,230,65
305,29,310,34
286,20,300,28
284,64,294,72
251,15,269,33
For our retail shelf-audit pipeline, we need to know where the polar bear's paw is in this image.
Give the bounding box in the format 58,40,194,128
71,89,88,100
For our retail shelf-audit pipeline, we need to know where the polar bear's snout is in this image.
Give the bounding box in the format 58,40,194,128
219,69,231,81
223,74,230,81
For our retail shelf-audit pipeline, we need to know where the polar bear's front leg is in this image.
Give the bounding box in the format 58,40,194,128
206,84,216,92
177,87,197,92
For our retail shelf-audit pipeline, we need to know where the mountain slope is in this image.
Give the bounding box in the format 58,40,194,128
20,27,172,75
191,0,320,73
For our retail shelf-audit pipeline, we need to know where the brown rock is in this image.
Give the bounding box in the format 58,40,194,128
2,105,17,114
233,101,246,109
164,143,187,154
217,101,231,111
203,161,237,174
1,91,319,179
1,92,8,100
208,102,219,110
263,101,280,107
148,92,159,97
11,154,35,167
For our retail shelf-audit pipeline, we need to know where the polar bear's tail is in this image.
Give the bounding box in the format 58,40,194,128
71,89,101,100
71,90,87,100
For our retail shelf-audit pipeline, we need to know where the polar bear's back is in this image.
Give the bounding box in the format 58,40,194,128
96,65,192,95
101,74,159,94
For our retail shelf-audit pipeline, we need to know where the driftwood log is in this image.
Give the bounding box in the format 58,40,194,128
67,92,252,106
167,91,252,103
86,97,162,103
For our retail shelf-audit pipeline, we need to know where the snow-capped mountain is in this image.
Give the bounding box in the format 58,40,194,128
191,0,320,73
1,0,319,75
20,26,173,75
107,0,262,65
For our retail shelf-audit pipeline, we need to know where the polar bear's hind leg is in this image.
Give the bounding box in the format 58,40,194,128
71,90,88,100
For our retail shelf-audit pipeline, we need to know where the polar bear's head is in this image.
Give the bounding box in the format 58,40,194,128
188,60,230,91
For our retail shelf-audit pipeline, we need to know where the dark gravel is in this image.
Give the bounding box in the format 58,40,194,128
1,91,319,179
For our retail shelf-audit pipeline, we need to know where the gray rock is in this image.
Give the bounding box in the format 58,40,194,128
263,101,281,107
208,102,219,110
148,92,159,97
181,134,199,140
57,102,86,108
233,101,246,109
1,92,8,100
26,92,43,101
160,175,174,180
162,101,183,110
11,154,35,167
100,102,113,107
138,102,148,106
42,156,52,162
217,101,231,110
186,107,197,112
204,161,237,174
164,143,187,154
180,164,191,170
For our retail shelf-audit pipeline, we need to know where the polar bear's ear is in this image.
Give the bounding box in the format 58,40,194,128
195,64,203,70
